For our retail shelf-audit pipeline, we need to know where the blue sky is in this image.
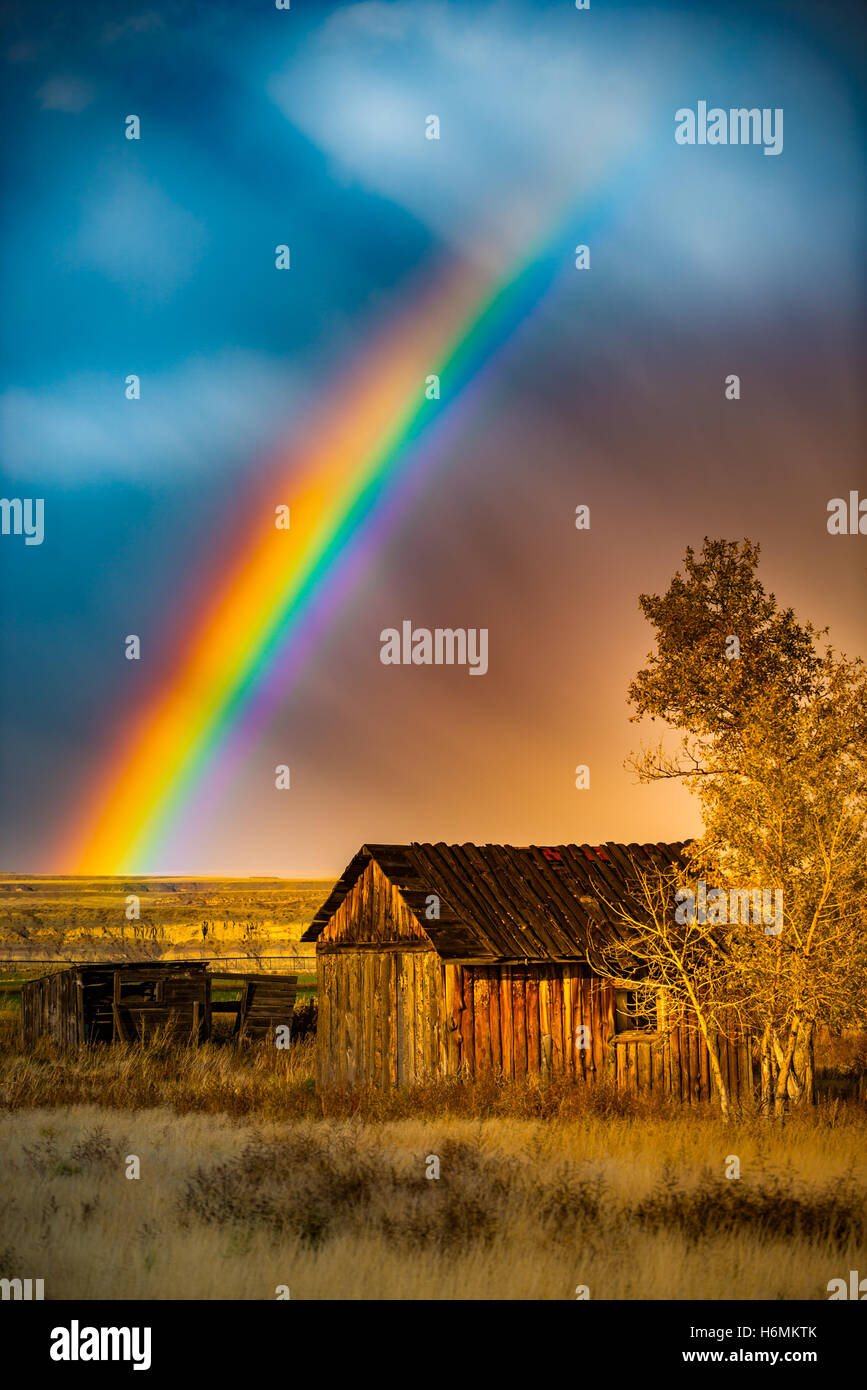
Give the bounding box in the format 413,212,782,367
1,0,864,872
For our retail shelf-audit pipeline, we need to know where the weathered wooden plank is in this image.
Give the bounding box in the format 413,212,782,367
689,1024,701,1105
560,972,573,1077
367,858,379,943
434,954,448,1080
367,949,378,1084
626,1042,637,1093
670,1018,683,1102
592,980,605,1078
210,971,300,984
488,964,502,1074
550,973,564,1076
604,983,617,1083
416,949,428,1083
652,1034,664,1094
499,965,513,1080
394,953,406,1086
538,975,551,1076
238,978,297,1042
473,971,492,1072
373,951,383,1087
373,952,384,1088
699,1025,711,1101
512,970,526,1081
658,993,670,1095
425,953,438,1080
386,953,397,1088
372,858,385,944
739,1034,753,1103
636,1041,651,1093
459,967,474,1075
402,952,414,1084
345,955,355,1085
444,963,461,1075
112,1003,132,1043
575,974,588,1079
526,970,540,1077
338,960,350,1081
356,952,367,1082
354,956,364,1084
331,958,342,1085
727,1031,739,1100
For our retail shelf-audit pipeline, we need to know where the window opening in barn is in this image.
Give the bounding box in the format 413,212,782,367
614,989,656,1034
118,978,162,1005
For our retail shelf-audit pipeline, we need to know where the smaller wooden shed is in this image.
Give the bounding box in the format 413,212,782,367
21,962,211,1048
211,972,299,1041
20,962,301,1049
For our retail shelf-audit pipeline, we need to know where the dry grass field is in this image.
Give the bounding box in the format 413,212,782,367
1,1013,865,1300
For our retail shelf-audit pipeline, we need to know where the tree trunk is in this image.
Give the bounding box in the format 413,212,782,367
705,1030,731,1121
773,1014,801,1117
760,1023,773,1117
789,1016,815,1105
774,1032,803,1102
802,1019,815,1104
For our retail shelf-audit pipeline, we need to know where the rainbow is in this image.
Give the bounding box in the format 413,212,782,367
65,171,633,873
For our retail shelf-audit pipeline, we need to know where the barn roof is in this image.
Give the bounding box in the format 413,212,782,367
24,960,211,982
301,841,689,961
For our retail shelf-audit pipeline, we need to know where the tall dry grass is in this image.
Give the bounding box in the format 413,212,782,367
2,1010,866,1299
1,1105,865,1300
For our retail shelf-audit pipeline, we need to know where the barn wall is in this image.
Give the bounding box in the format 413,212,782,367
316,858,449,1087
21,969,81,1049
315,949,754,1101
316,947,446,1087
448,964,616,1083
452,964,753,1100
319,858,429,947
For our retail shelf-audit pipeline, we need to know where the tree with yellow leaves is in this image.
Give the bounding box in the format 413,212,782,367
622,539,867,1114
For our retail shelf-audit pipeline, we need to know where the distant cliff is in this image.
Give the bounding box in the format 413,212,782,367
0,877,330,961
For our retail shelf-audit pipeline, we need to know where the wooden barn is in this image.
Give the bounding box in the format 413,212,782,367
301,842,754,1101
20,963,301,1048
21,962,212,1048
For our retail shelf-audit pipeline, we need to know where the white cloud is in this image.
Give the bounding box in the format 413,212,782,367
36,76,95,113
0,352,308,481
267,1,656,269
320,1,413,44
71,172,206,295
